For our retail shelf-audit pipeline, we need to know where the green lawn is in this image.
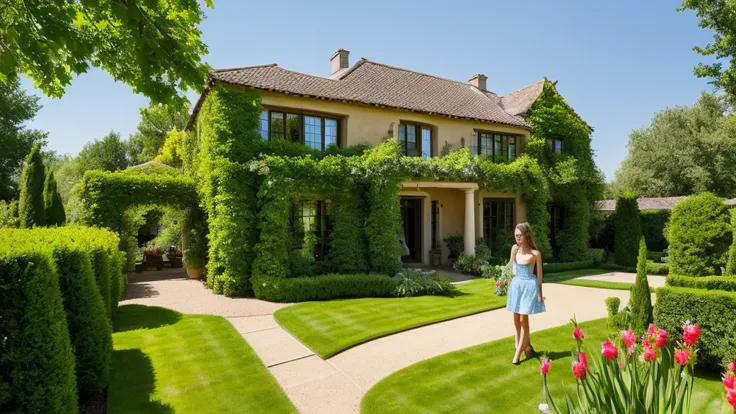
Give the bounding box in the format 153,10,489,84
558,279,640,291
275,279,506,358
361,318,725,414
108,305,296,414
542,268,611,283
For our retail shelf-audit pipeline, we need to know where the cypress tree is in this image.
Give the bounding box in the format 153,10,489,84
630,237,653,334
614,190,641,266
726,210,736,276
43,169,66,226
18,144,46,228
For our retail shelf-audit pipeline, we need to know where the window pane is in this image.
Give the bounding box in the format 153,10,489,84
494,135,503,160
287,114,300,142
301,201,317,232
406,124,418,156
260,111,269,140
555,139,562,153
304,116,322,150
421,127,431,158
398,123,406,144
480,133,492,156
508,136,516,160
271,112,285,140
325,119,338,148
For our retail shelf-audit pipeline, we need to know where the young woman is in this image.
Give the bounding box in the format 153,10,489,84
506,222,546,365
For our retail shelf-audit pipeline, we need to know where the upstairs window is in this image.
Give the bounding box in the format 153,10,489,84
259,110,340,150
478,133,518,161
547,139,562,153
399,122,432,158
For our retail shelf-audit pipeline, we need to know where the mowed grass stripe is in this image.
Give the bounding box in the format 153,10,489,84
275,279,505,358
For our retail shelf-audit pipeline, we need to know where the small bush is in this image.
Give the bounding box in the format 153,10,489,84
443,234,464,259
453,252,488,275
614,190,642,267
668,192,731,276
640,209,670,252
587,248,607,265
604,296,630,332
543,260,594,274
666,275,736,292
252,274,397,302
646,251,666,263
392,269,456,297
0,245,77,413
629,237,653,334
654,286,736,369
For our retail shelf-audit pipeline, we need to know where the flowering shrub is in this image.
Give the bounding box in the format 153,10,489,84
724,361,736,412
541,317,700,413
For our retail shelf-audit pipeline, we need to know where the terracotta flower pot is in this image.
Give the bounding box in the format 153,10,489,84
186,267,203,279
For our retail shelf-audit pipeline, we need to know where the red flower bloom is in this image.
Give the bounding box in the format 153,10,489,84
622,330,636,349
578,352,587,366
601,340,618,360
675,349,690,366
573,327,584,341
655,330,667,348
682,323,700,346
647,324,656,335
643,346,656,362
724,373,735,390
642,338,650,348
540,358,551,376
728,389,736,411
729,362,735,373
572,361,587,380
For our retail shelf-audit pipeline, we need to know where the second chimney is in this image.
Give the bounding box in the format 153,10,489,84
469,74,487,91
331,49,350,74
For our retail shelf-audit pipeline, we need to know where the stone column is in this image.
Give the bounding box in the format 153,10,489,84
464,189,476,255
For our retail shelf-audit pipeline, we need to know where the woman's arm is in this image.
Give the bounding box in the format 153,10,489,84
535,250,544,301
509,244,518,264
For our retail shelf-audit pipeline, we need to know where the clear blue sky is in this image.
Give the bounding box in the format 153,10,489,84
20,0,715,181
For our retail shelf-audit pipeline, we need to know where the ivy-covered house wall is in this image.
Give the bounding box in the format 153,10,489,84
524,81,603,261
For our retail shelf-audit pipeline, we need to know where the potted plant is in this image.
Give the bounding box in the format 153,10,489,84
143,245,164,270
443,234,464,264
183,209,206,280
168,244,183,268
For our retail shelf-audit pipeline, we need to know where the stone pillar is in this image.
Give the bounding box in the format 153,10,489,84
464,189,476,255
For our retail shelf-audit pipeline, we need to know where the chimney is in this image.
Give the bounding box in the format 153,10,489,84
469,74,487,91
331,49,350,74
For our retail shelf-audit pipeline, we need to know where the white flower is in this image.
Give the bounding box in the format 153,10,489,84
539,403,549,412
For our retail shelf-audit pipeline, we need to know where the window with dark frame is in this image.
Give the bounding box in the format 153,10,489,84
258,110,340,150
478,132,518,161
483,199,516,249
547,138,562,153
291,200,332,261
431,200,439,249
399,122,432,158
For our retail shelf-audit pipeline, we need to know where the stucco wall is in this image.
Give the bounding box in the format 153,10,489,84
258,91,530,153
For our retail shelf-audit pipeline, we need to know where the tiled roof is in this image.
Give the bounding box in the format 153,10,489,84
202,59,537,129
596,196,736,211
500,80,545,116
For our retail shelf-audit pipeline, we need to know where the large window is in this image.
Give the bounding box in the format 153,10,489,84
478,133,517,161
259,110,340,150
399,122,432,158
292,200,332,261
483,199,515,252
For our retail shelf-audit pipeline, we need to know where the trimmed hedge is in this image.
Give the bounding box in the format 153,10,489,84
599,262,669,276
654,286,736,369
640,209,669,252
668,192,731,276
614,190,642,267
0,227,116,399
543,260,594,274
252,274,397,302
0,244,78,413
666,275,736,292
646,251,666,263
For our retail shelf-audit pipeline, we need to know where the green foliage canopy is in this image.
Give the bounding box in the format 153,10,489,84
128,105,187,163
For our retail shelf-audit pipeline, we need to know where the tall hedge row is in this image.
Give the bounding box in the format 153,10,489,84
614,190,641,266
0,245,78,413
640,209,669,252
0,227,120,400
668,192,731,276
327,191,370,274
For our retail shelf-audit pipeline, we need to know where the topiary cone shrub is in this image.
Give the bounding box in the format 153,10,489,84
43,169,66,226
614,190,641,267
18,144,46,228
668,193,731,276
630,237,653,335
726,209,736,276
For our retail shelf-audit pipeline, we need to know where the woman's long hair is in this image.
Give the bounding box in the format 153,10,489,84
516,222,538,251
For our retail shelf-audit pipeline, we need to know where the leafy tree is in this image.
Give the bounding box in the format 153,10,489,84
0,77,47,200
77,132,130,172
128,105,187,163
43,170,66,226
1,0,214,111
630,237,653,334
612,92,736,198
681,0,736,106
614,190,641,267
18,144,46,227
155,129,195,168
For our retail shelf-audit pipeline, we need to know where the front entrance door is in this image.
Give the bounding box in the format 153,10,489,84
400,197,422,263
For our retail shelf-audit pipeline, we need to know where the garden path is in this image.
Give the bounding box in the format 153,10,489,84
122,270,642,414
578,271,667,288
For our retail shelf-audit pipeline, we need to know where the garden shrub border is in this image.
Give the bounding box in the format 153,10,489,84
666,275,736,292
252,274,397,303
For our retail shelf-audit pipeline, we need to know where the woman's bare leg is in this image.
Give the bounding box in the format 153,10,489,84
513,313,521,350
520,315,531,357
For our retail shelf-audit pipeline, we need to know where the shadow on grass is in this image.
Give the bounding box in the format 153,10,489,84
108,349,174,414
114,304,182,333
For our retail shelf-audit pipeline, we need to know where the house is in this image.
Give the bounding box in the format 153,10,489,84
188,49,589,266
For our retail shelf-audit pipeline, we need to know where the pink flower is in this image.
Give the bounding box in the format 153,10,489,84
622,330,637,349
647,324,656,335
675,349,691,366
656,330,667,348
729,362,736,372
540,358,551,376
728,390,736,411
601,340,618,360
495,281,501,287
573,327,584,341
578,352,587,366
572,361,587,380
642,338,650,347
643,346,656,362
682,323,700,346
724,373,735,390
